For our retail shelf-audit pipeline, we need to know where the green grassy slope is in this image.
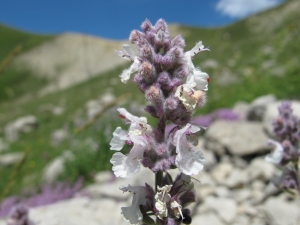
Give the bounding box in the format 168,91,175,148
0,0,299,197
0,24,54,102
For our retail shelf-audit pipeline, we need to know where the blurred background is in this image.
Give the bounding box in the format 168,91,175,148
0,0,300,223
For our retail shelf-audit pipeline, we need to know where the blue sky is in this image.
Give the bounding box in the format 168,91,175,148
0,0,285,40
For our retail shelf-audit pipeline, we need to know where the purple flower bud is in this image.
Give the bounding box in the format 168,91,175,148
173,65,189,79
141,19,153,33
145,85,163,103
140,61,155,79
171,35,185,48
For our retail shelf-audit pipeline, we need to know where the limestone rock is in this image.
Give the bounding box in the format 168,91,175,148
42,151,74,184
211,162,233,184
247,94,276,121
0,152,24,167
261,194,300,225
246,158,275,182
51,129,69,147
5,115,38,142
192,212,225,225
199,196,237,224
205,120,271,156
28,197,126,225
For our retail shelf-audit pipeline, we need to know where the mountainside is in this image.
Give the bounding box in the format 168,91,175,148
13,33,130,96
0,0,299,197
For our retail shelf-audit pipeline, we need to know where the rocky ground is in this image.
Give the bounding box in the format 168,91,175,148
1,95,300,225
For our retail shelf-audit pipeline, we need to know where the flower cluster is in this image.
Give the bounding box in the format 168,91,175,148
120,174,195,225
266,101,300,194
109,19,210,224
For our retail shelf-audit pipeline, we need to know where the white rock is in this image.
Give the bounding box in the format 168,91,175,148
199,196,237,224
232,215,250,225
246,158,275,182
14,33,130,96
86,99,103,119
93,171,114,184
86,167,154,199
0,152,24,167
251,180,266,191
233,189,252,203
232,156,248,169
223,168,248,188
31,197,126,225
214,186,231,198
237,203,257,216
100,93,116,104
247,94,276,121
211,162,233,184
38,103,64,115
205,121,271,156
5,115,38,142
197,185,215,200
42,151,74,184
232,101,250,120
194,171,216,199
192,212,225,225
51,129,69,147
196,138,217,169
261,195,300,225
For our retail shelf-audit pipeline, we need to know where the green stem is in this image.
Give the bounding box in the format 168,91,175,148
155,171,163,193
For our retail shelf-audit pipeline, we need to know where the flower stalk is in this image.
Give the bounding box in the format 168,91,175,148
266,101,300,195
109,19,211,224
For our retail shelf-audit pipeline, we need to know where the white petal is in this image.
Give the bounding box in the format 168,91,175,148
120,185,148,225
176,149,205,175
117,108,138,122
155,199,168,219
116,44,135,62
190,41,204,55
175,85,205,111
265,140,284,164
120,57,140,83
110,152,140,178
174,124,205,175
122,44,135,60
193,70,209,91
110,127,128,150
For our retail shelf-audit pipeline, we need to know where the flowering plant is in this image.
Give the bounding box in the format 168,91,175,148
110,19,210,224
266,101,300,195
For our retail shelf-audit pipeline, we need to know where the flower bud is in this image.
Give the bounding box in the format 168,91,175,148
171,35,185,48
140,61,154,78
146,85,162,102
173,66,189,79
158,72,172,92
141,19,152,32
140,44,154,60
